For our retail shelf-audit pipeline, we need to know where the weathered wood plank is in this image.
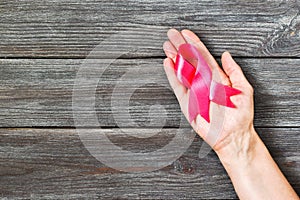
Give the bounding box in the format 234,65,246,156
0,58,299,127
0,0,299,58
0,128,298,199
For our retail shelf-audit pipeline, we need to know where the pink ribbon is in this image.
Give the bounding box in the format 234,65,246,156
174,44,241,123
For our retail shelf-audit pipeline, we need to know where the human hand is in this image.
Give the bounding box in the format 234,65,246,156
163,29,299,200
163,29,255,153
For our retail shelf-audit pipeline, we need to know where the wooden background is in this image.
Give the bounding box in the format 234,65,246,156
0,0,299,199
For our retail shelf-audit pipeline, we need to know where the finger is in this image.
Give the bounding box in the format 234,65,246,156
181,29,218,70
181,29,230,86
167,29,186,50
163,58,187,102
163,41,177,62
221,51,253,92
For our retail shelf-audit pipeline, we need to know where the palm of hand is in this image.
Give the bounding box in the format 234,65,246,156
163,29,254,150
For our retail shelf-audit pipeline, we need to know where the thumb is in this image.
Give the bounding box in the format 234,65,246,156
221,51,252,91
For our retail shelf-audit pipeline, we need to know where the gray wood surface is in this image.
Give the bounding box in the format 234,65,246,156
0,58,299,127
0,0,300,58
0,128,299,199
0,0,299,199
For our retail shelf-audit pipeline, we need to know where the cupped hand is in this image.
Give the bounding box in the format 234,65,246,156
163,29,255,152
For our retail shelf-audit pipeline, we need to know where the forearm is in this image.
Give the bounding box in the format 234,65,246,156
216,128,298,200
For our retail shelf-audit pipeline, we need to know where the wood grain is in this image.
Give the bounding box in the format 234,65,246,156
1,0,299,199
0,0,300,58
0,128,299,199
0,58,299,127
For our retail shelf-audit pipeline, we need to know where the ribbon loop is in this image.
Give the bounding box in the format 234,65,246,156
174,44,241,123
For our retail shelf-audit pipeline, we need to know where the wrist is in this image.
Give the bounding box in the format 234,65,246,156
215,128,299,199
215,126,261,169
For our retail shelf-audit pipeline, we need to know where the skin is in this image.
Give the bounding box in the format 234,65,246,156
163,28,299,200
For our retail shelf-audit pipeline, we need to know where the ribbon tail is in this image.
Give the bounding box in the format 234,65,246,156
189,83,210,123
188,88,199,123
210,81,241,108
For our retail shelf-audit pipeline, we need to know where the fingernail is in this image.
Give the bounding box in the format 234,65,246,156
167,28,178,37
222,51,231,60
